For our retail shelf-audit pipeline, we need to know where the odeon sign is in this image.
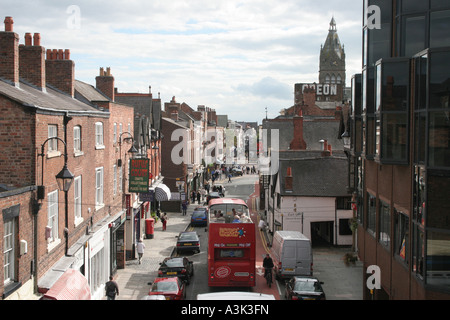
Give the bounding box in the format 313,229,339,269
301,83,338,96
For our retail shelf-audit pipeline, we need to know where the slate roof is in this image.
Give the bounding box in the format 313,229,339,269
115,91,162,131
277,151,349,197
262,118,345,152
0,79,107,116
74,80,109,103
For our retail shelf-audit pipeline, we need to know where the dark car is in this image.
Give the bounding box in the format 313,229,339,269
147,277,186,300
176,231,200,253
206,192,222,204
158,257,194,284
284,276,326,300
191,209,208,227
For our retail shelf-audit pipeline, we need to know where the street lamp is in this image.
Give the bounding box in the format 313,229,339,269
341,130,351,148
56,164,74,192
38,137,74,197
118,131,138,167
38,136,74,256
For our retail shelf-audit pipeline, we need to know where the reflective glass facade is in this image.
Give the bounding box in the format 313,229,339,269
351,0,450,298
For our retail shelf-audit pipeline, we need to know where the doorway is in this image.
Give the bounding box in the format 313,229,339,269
311,221,334,246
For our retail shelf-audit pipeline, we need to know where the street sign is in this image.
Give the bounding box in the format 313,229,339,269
129,158,150,193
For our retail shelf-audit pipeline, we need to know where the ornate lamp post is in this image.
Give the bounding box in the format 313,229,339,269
38,136,74,256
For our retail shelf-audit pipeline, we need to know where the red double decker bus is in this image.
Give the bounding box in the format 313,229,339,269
207,198,256,287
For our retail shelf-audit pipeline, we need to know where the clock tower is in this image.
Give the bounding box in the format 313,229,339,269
319,17,346,87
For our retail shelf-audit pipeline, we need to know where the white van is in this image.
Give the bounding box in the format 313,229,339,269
270,231,312,279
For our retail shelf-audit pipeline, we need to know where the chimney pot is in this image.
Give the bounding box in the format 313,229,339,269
64,49,70,60
58,49,64,59
4,16,13,32
285,166,293,191
25,33,32,46
33,33,41,46
287,167,292,176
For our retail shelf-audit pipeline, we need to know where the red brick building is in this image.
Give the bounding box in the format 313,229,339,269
0,17,134,300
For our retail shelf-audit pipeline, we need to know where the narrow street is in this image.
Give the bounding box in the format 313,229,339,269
110,173,362,300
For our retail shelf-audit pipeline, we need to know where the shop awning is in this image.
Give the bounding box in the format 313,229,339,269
155,184,171,201
41,269,91,300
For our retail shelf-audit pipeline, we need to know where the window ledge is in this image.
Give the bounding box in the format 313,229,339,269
74,216,84,228
47,238,61,253
46,151,61,159
2,281,22,299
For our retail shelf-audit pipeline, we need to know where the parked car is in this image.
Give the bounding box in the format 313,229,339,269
176,231,200,253
284,276,326,300
147,277,186,300
191,209,208,227
158,257,194,284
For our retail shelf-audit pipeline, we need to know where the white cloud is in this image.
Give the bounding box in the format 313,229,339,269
2,0,363,122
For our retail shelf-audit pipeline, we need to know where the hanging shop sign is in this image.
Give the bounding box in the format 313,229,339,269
129,158,150,193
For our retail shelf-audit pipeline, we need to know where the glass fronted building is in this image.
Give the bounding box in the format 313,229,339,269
349,0,450,299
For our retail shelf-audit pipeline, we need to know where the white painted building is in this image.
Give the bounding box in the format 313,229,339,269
264,152,353,247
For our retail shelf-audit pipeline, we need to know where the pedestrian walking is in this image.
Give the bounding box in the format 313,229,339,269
161,212,168,231
228,173,232,183
136,238,145,264
197,191,201,204
182,201,187,216
105,276,119,300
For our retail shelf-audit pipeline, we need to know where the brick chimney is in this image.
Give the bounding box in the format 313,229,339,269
19,32,46,90
285,167,293,192
0,17,20,86
96,67,115,102
289,109,307,150
321,139,332,157
170,109,179,121
46,48,75,97
169,105,179,121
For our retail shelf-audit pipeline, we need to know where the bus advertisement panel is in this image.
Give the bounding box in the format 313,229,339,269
207,198,256,287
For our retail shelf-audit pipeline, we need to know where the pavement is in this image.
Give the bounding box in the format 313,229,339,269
106,203,194,300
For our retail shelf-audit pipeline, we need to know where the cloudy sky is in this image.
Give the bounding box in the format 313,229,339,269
3,0,363,122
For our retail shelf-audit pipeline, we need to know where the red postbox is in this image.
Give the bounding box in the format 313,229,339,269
145,218,155,239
